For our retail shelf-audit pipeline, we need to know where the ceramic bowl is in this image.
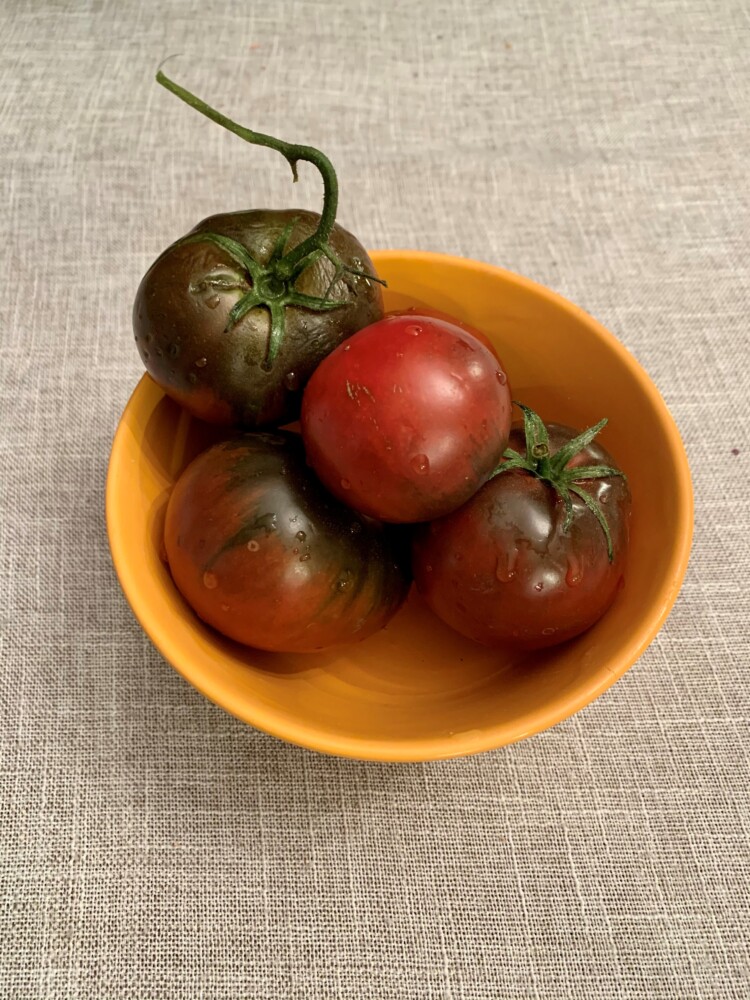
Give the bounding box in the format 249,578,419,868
106,250,693,761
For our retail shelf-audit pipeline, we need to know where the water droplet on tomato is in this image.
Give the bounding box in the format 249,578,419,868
295,530,306,542
495,548,519,583
340,478,351,490
566,556,583,587
206,294,221,309
300,553,311,562
284,371,301,391
221,604,230,612
292,547,299,555
168,343,180,358
496,370,507,385
600,489,610,505
195,357,208,368
406,324,422,336
411,454,430,475
202,572,218,589
143,350,150,359
534,581,544,592
188,372,198,385
424,564,433,573
342,344,351,352
246,540,260,552
336,570,354,592
542,627,555,636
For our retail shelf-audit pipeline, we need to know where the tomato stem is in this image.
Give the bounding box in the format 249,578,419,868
157,69,339,257
491,402,626,562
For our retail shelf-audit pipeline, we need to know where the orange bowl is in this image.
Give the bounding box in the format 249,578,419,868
106,251,693,761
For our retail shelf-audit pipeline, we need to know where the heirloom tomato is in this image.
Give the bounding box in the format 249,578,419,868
412,405,630,649
165,432,410,652
134,71,384,429
301,314,512,523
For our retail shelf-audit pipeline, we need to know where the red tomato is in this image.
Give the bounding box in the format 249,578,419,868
300,314,512,523
164,432,410,652
412,408,631,649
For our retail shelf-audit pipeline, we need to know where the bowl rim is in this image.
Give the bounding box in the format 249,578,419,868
107,249,694,762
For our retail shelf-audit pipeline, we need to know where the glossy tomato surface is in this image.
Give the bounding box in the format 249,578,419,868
164,432,409,652
390,306,501,359
412,423,631,648
134,210,383,429
300,314,512,523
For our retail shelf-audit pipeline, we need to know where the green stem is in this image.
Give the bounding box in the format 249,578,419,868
156,70,338,271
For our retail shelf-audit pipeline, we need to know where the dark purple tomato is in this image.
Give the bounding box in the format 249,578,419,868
134,210,383,429
412,413,631,649
164,432,409,652
300,314,512,523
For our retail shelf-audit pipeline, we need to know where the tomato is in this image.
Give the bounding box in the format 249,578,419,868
134,209,383,428
300,314,513,523
164,432,410,652
412,406,630,648
134,71,384,429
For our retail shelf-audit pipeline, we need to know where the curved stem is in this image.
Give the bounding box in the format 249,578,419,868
156,70,338,268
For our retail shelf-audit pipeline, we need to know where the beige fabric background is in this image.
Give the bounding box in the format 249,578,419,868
2,1,749,997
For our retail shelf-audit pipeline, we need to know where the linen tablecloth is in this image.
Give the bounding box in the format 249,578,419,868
2,1,748,997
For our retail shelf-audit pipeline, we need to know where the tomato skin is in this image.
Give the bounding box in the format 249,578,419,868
300,314,512,523
411,423,631,649
164,432,409,652
388,306,501,359
134,210,383,429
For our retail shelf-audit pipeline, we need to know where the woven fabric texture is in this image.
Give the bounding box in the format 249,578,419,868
1,1,749,997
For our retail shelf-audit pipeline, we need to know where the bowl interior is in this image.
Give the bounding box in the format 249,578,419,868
107,251,692,760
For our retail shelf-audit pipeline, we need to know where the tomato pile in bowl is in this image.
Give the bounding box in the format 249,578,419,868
107,74,692,759
107,250,692,761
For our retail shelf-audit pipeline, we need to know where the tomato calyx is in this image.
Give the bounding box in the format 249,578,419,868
156,68,385,371
491,402,626,561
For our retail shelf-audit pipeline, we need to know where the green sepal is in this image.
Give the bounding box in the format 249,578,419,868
490,402,626,562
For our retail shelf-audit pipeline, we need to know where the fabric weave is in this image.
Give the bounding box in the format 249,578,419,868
1,1,749,997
